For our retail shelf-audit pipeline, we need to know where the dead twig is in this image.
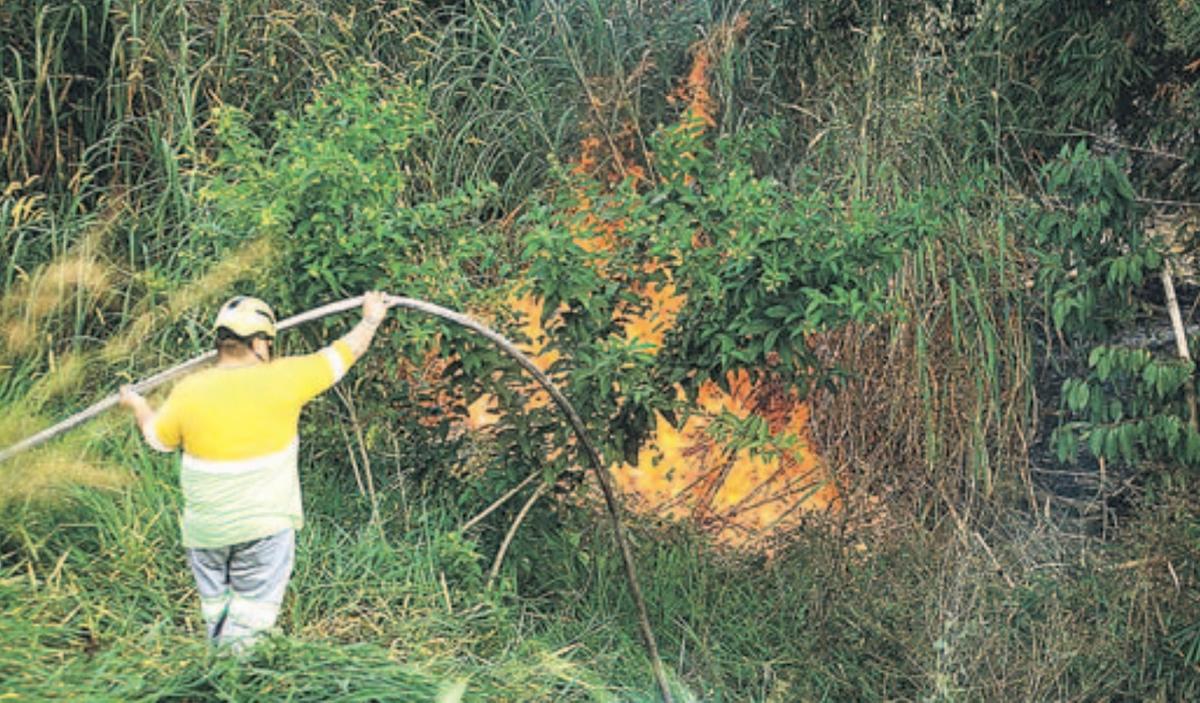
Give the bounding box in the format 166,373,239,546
335,406,367,498
937,483,1017,589
334,384,378,521
460,470,539,532
486,481,548,590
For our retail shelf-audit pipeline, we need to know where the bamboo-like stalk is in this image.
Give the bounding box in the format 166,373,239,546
0,293,676,703
461,469,540,532
1161,261,1199,432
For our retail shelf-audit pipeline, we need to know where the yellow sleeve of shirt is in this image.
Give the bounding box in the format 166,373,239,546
283,339,357,404
148,392,183,452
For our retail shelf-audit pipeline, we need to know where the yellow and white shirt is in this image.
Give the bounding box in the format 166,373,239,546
146,341,356,548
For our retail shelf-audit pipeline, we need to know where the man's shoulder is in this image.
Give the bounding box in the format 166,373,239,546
164,368,206,401
270,351,329,375
183,365,225,385
173,365,241,397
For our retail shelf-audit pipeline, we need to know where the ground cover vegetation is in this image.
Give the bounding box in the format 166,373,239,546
2,0,1199,700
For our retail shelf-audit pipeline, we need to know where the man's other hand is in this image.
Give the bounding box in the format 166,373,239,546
362,291,388,326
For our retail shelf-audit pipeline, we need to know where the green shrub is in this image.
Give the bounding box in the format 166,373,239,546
1055,345,1200,469
198,66,499,315
1027,142,1158,343
1028,143,1200,473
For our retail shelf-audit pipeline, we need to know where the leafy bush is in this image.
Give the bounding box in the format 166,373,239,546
1027,142,1159,343
193,65,521,501
1055,345,1200,468
198,66,499,316
1028,143,1200,473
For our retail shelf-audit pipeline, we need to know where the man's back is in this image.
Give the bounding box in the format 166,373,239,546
148,343,354,548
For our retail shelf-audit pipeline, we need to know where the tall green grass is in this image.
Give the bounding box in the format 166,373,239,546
4,437,1195,700
0,442,661,701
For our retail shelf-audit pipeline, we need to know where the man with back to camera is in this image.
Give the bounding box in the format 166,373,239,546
120,291,389,649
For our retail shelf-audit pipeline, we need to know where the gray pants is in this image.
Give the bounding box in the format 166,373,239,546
186,528,295,648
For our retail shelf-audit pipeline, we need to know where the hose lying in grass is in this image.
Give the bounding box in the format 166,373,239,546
0,294,676,703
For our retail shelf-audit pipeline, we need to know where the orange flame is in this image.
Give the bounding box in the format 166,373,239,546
465,12,839,549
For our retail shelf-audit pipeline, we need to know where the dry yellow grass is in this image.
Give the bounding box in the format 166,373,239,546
2,317,37,352
1,193,125,358
14,236,272,414
0,255,113,356
0,446,128,507
2,234,270,502
0,406,129,507
0,405,43,447
27,256,111,317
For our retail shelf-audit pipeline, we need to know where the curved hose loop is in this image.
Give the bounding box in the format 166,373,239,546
0,294,675,703
383,296,675,703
